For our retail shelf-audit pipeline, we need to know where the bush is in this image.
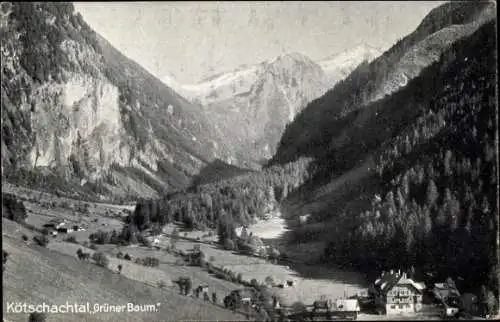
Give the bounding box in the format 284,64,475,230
250,278,259,289
237,273,243,283
33,235,49,247
265,275,275,286
89,243,98,250
3,250,9,270
92,252,109,268
124,253,132,261
136,233,152,247
291,301,307,314
136,256,160,267
64,236,77,243
28,312,47,322
2,193,27,223
117,252,124,259
22,234,28,241
224,239,235,251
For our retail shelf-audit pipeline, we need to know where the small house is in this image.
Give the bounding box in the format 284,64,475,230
56,222,66,229
299,214,311,225
432,281,461,305
44,219,65,229
372,269,426,315
332,299,360,312
199,284,209,294
57,227,68,233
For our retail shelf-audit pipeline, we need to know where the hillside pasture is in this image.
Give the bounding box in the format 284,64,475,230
48,240,243,298
2,232,245,322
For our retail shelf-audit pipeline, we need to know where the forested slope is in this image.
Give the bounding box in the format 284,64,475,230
284,20,497,300
131,157,315,231
272,1,496,165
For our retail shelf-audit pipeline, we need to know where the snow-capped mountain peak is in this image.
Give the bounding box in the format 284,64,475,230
160,51,329,167
319,44,383,85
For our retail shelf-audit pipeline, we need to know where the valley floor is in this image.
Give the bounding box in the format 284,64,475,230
2,182,476,321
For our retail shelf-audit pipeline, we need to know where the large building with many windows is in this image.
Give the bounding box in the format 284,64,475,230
371,270,426,315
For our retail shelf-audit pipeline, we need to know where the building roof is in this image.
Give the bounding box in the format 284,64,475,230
48,219,65,224
374,271,425,294
433,282,461,300
234,288,256,299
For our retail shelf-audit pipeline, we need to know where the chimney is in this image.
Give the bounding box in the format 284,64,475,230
403,272,407,279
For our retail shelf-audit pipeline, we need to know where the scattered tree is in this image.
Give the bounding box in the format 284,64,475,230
28,312,47,322
92,252,109,268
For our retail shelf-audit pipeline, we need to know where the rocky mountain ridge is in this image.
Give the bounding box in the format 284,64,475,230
1,2,234,200
271,0,497,166
164,52,331,167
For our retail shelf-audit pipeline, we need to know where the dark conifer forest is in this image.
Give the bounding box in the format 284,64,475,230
130,19,498,300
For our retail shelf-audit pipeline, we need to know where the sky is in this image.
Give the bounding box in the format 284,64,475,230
74,1,445,84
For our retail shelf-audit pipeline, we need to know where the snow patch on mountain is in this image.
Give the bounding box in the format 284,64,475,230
319,44,382,86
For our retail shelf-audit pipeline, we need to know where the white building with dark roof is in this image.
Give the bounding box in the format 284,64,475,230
372,269,426,315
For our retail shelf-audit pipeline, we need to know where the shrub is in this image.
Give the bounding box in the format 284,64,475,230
136,233,152,247
22,234,28,241
124,253,132,261
184,277,192,296
64,236,77,243
140,256,160,267
291,301,307,314
33,235,49,247
117,264,122,274
250,278,259,289
2,193,27,222
92,252,109,268
2,250,8,270
237,273,243,283
117,252,124,259
265,275,274,286
224,239,235,251
89,243,98,250
28,312,47,322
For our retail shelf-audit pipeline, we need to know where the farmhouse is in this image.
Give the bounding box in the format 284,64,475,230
432,280,460,305
372,269,426,315
72,224,85,232
43,219,66,229
299,214,311,225
432,279,461,316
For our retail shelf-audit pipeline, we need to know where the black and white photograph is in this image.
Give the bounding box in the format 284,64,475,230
1,1,498,321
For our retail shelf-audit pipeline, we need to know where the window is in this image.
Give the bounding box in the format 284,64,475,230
390,305,396,309
399,304,404,309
